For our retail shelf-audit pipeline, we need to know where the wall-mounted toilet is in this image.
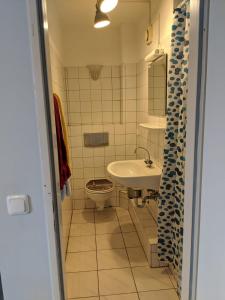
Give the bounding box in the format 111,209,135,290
85,178,114,211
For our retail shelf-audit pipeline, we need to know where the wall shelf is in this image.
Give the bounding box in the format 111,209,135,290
139,123,166,130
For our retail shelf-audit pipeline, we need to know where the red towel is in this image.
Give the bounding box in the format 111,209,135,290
53,95,71,190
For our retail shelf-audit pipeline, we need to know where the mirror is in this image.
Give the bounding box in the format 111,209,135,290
148,54,167,116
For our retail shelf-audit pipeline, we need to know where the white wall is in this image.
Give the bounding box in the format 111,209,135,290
46,0,64,59
63,27,121,66
196,0,225,299
0,1,58,299
136,0,173,61
120,23,138,64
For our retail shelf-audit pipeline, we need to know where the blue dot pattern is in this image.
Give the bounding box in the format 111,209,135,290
157,1,190,296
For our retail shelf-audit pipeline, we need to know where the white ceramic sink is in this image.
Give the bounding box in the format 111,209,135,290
107,160,162,189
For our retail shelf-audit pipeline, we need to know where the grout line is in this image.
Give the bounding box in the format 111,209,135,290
165,267,178,290
67,288,178,300
66,266,133,274
93,209,100,297
68,291,140,300
65,210,73,257
115,209,141,300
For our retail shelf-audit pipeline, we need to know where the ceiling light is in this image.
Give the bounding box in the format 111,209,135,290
94,6,111,29
99,0,118,13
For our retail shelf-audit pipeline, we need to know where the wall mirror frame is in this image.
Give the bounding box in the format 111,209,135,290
147,54,168,116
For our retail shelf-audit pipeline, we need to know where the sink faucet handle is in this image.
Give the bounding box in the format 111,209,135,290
144,159,153,167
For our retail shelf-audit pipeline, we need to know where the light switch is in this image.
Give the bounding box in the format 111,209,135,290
7,195,30,215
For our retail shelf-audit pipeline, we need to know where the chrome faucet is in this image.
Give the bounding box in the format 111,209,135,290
134,147,153,168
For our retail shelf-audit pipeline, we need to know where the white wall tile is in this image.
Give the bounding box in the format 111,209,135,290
101,78,112,90
102,112,113,123
115,135,125,145
65,63,139,209
102,89,113,101
126,123,137,134
67,67,78,79
68,91,79,101
126,134,137,145
78,67,89,79
113,90,121,100
101,66,112,78
69,102,80,113
91,90,101,101
80,90,91,101
112,66,121,78
125,77,136,89
68,78,79,90
79,79,90,90
126,100,137,112
125,63,137,76
91,79,101,90
69,113,81,124
71,147,83,158
126,88,136,100
92,112,103,124
102,101,113,112
112,78,121,89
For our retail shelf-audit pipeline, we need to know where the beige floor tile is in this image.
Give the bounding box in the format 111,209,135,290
96,233,125,250
116,207,130,217
117,211,136,232
72,211,94,224
123,232,141,248
96,221,121,235
68,236,96,252
95,209,118,223
75,298,99,300
120,223,136,233
100,293,139,300
67,271,98,298
70,223,95,236
117,214,132,223
127,247,149,267
66,251,97,272
144,226,157,240
97,249,130,270
139,289,179,300
167,269,178,289
98,268,136,295
141,217,157,228
73,209,94,214
132,266,173,292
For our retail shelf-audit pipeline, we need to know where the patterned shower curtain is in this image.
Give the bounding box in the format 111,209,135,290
157,0,190,294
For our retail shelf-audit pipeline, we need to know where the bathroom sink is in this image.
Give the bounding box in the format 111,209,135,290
107,160,162,190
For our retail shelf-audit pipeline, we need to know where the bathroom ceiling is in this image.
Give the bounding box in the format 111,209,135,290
55,0,150,28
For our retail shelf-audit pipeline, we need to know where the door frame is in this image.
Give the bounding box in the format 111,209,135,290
26,0,66,299
182,0,209,299
28,0,208,299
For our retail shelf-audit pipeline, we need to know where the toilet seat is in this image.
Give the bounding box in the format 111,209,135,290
86,179,114,194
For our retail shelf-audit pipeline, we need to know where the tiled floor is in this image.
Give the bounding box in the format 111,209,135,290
66,207,178,300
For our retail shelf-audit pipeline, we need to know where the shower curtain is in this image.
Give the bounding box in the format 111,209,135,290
157,0,190,294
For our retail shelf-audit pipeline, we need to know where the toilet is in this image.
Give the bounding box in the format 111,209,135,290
85,178,114,211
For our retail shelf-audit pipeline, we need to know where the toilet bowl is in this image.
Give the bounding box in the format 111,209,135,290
85,178,114,211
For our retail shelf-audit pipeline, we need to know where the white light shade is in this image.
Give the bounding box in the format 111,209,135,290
94,19,110,28
100,0,118,13
94,7,111,29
